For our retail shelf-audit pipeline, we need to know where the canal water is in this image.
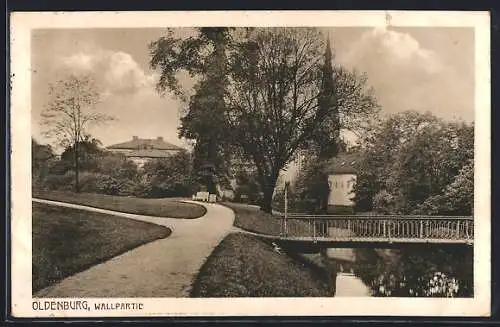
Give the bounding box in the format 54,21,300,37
300,248,371,297
325,248,371,296
299,246,473,297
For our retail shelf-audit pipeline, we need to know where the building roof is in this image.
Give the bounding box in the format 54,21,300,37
324,152,361,174
107,136,183,151
123,149,179,158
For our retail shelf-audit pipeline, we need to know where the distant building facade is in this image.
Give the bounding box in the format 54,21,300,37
107,136,183,167
325,152,360,214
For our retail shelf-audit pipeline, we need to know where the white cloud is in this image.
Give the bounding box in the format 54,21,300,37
62,53,94,71
340,27,443,75
59,50,157,96
335,27,472,121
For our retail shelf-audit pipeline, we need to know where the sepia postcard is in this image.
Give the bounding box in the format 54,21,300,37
9,10,491,318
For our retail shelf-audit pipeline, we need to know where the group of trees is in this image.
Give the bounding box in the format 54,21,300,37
32,137,198,198
280,110,474,218
353,110,474,216
37,65,204,198
149,27,380,212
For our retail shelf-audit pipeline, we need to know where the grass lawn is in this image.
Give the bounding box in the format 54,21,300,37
222,202,282,235
190,233,333,297
33,190,206,219
223,202,313,236
32,202,172,293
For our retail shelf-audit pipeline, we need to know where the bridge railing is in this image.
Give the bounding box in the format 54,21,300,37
278,214,474,243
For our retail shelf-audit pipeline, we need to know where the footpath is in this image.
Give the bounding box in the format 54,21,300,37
33,198,235,298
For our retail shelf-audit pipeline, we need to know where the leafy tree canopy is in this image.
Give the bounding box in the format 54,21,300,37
354,110,474,215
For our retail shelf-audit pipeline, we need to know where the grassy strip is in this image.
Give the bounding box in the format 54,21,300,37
33,190,206,219
190,233,333,297
32,202,171,293
223,202,312,236
223,202,282,235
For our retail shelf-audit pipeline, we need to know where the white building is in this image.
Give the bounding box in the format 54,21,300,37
107,136,183,167
325,152,359,214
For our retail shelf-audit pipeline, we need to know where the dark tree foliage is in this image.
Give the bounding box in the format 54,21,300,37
60,136,104,172
233,170,262,205
32,138,56,187
293,158,331,214
312,37,340,160
140,150,196,198
150,28,233,194
354,111,474,215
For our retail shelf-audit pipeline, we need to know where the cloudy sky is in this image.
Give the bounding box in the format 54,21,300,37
31,27,474,152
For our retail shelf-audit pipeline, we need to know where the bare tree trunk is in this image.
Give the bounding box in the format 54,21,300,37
260,174,278,213
207,137,218,194
74,140,80,193
260,186,274,213
206,174,217,194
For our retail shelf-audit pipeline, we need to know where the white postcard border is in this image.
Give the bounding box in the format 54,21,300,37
10,10,491,317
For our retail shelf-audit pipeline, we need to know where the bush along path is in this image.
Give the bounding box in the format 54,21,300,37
33,198,235,298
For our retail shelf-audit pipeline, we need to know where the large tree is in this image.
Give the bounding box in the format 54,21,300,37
150,27,379,212
150,28,233,194
41,74,113,192
226,28,378,212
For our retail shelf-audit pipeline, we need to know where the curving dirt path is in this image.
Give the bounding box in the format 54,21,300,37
33,198,235,298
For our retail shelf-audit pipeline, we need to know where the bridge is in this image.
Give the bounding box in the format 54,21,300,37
276,214,474,249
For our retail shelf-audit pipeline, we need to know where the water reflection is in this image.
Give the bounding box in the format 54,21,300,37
350,246,473,297
290,244,472,297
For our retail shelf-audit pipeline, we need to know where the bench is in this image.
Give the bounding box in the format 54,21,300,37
193,191,209,202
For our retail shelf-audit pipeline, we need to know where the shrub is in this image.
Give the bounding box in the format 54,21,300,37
79,172,108,193
97,175,138,196
372,190,400,214
140,153,196,198
44,173,75,191
42,171,137,196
